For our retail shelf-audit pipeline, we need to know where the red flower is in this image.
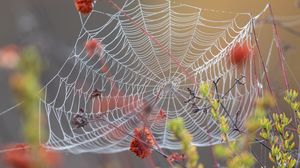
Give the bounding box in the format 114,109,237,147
100,65,109,73
85,39,101,57
3,144,31,168
230,42,251,66
3,144,61,168
39,146,62,167
0,45,20,69
74,0,94,15
130,127,155,159
167,152,185,163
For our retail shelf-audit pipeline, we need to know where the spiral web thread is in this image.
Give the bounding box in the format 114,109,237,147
42,0,261,153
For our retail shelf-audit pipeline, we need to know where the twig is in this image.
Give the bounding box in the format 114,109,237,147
184,88,202,103
251,148,265,167
212,77,241,131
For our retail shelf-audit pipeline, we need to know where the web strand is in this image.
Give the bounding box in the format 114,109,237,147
37,0,262,153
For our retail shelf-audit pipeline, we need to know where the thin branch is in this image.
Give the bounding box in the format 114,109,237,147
184,87,202,103
212,77,241,131
251,148,265,167
257,17,300,37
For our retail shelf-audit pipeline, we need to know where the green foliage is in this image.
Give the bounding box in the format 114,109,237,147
214,139,255,168
214,141,240,159
219,116,229,134
227,152,255,168
213,95,276,168
273,113,291,134
285,89,300,136
256,90,300,168
169,86,300,168
199,82,255,168
9,46,45,168
10,46,43,144
210,99,219,120
199,83,210,98
269,144,296,168
259,116,272,140
198,83,228,141
168,118,203,168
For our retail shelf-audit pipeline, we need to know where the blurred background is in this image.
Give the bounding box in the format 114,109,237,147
0,0,299,167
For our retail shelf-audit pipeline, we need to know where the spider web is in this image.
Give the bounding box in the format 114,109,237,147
42,0,261,153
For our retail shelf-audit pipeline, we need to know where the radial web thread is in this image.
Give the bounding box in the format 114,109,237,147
42,0,263,153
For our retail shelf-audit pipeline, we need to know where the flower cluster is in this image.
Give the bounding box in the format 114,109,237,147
167,152,185,164
4,144,61,168
130,127,155,159
74,0,94,15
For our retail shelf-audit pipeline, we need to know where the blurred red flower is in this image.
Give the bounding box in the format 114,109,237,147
230,42,252,66
130,127,155,159
85,39,101,57
0,45,20,69
74,0,94,15
3,144,30,168
3,144,61,168
39,145,62,167
167,152,185,163
99,60,109,73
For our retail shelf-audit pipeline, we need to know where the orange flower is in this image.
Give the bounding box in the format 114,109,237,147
39,146,62,167
167,152,185,163
229,41,252,66
85,38,101,56
3,144,61,168
74,0,94,15
130,127,155,159
3,144,31,168
0,45,20,69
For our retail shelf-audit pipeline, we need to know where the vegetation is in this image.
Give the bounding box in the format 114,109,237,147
1,1,299,168
167,83,300,168
4,47,61,168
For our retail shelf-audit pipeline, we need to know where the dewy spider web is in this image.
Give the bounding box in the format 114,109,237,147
42,0,262,153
